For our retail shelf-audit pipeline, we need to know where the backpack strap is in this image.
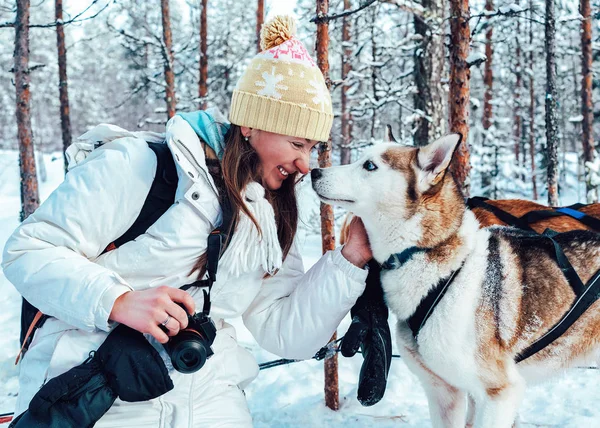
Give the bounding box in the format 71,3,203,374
111,142,178,249
17,141,179,361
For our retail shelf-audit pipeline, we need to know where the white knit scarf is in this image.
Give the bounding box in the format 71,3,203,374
218,182,283,277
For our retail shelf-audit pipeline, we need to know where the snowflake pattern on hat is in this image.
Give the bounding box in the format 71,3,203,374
306,78,330,111
255,66,288,99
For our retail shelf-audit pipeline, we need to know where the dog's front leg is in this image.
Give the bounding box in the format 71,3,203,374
472,376,525,428
465,394,475,428
400,345,467,427
423,381,467,428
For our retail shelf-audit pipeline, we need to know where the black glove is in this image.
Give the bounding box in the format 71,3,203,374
341,260,392,406
11,325,174,428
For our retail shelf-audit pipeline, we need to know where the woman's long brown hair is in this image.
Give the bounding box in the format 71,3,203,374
190,124,299,278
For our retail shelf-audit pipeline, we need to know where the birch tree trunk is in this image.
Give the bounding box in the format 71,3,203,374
256,0,264,52
545,0,559,206
14,0,39,222
340,0,353,165
413,0,446,146
448,0,471,194
161,0,177,119
199,0,208,110
316,0,339,412
481,0,493,193
370,6,378,140
580,0,597,202
529,0,538,200
56,0,71,175
514,14,522,174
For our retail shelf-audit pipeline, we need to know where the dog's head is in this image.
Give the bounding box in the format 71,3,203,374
311,134,463,245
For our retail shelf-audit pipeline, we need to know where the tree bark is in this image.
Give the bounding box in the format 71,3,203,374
56,0,72,175
448,0,471,194
340,0,353,165
370,6,378,140
14,0,39,222
316,0,338,412
199,0,208,110
529,0,538,200
413,0,446,146
256,0,264,52
545,0,559,206
514,13,522,172
161,0,177,119
580,0,597,202
481,0,493,192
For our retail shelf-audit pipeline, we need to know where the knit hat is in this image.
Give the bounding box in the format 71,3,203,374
229,15,333,142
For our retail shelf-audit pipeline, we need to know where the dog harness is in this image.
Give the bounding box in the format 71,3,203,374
467,196,600,233
380,247,463,339
468,197,600,363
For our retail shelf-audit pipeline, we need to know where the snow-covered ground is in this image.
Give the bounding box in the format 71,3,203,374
1,150,599,427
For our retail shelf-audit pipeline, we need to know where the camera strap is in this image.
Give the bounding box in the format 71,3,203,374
179,151,234,317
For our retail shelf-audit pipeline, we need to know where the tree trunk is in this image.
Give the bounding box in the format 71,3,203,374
545,0,559,206
316,0,338,412
256,0,264,52
514,13,522,174
413,0,446,146
370,6,378,140
529,0,538,200
56,0,72,175
448,0,471,194
161,0,177,119
199,0,208,110
580,0,597,202
340,0,353,165
481,0,493,193
14,0,39,222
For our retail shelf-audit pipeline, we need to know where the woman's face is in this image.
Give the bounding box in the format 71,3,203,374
241,127,319,191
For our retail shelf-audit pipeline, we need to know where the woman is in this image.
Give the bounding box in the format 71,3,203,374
2,15,370,427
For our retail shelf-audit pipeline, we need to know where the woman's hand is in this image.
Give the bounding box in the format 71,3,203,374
109,286,196,344
341,216,373,268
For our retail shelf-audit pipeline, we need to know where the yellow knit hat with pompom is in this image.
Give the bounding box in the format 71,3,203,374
229,15,333,142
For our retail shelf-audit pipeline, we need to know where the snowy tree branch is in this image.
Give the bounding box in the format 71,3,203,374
0,0,112,29
310,0,378,24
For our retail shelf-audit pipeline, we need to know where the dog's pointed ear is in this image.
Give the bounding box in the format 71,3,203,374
385,125,397,143
416,134,462,190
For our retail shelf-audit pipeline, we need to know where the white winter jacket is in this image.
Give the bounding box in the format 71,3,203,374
1,116,368,422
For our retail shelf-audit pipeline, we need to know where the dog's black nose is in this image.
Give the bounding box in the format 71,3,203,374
311,168,322,180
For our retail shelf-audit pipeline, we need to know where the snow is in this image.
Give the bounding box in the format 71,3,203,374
1,150,600,426
466,51,487,67
499,3,525,14
568,114,584,123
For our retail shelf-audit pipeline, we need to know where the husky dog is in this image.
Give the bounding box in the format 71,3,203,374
311,135,600,428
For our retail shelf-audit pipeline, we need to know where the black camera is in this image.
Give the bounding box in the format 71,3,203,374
163,308,217,374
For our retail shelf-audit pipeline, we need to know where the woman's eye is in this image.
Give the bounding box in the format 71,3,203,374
363,160,378,171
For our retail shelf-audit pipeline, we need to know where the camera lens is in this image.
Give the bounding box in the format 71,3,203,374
181,350,199,367
168,332,208,374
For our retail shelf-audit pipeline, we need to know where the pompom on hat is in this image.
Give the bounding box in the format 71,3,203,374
229,15,333,142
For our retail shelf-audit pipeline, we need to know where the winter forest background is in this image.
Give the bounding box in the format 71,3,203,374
1,0,600,426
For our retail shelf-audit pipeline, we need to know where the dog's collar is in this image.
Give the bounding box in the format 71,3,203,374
380,247,427,270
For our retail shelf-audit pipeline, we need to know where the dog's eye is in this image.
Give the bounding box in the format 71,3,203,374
363,160,378,171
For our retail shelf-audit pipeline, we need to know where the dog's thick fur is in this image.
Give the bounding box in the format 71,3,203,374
313,135,600,428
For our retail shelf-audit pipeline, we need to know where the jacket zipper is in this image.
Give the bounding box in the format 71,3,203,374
173,138,219,198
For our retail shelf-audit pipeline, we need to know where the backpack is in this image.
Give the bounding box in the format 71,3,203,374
18,141,183,358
